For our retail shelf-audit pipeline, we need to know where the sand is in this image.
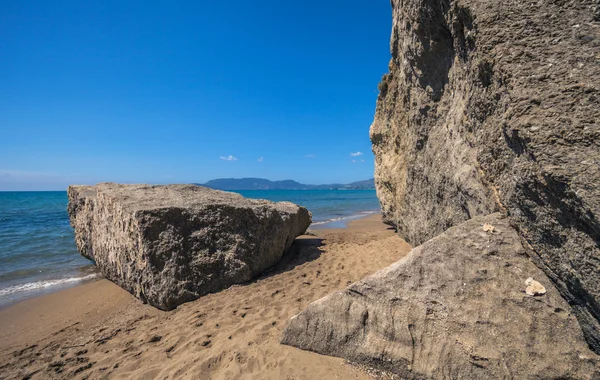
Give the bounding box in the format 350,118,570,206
0,215,411,379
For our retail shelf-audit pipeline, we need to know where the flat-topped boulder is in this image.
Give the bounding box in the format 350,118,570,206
67,183,311,310
281,214,600,378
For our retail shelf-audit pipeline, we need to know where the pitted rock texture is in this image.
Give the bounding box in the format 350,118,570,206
68,183,311,310
282,214,600,379
370,0,600,350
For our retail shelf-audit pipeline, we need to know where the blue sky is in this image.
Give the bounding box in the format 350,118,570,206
0,0,391,190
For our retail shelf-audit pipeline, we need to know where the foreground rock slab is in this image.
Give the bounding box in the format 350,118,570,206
68,183,311,310
282,214,600,379
371,0,600,348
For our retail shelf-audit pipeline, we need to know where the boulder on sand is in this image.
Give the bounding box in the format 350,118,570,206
67,183,311,310
281,214,600,379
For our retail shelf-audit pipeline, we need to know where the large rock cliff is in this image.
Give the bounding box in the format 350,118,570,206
370,0,600,350
68,183,311,310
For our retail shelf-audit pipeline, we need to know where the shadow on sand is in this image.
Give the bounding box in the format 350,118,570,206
258,237,324,281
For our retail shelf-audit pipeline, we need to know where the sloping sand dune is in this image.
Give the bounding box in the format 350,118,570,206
0,215,411,379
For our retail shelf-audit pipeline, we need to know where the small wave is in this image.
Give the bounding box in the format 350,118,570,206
0,274,99,298
311,210,378,226
312,217,346,226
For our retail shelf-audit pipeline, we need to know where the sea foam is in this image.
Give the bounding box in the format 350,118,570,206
0,273,99,298
311,210,377,226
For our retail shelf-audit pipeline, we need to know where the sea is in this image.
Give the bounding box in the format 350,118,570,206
0,190,379,306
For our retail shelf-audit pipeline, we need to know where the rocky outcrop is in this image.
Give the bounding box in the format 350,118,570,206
68,183,311,310
282,214,600,379
370,0,600,350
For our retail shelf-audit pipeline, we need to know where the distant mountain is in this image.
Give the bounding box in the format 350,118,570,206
201,178,310,190
345,179,377,189
198,178,375,191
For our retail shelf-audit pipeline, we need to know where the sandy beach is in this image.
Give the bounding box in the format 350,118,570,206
0,215,411,379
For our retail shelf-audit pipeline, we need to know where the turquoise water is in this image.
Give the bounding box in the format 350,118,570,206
0,189,379,304
235,189,380,228
0,192,98,305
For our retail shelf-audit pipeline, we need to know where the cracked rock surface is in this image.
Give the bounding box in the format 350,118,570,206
281,214,600,379
68,183,311,310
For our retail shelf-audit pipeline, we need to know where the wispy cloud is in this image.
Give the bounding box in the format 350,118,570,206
305,154,315,158
351,159,366,164
257,157,264,162
350,152,363,157
220,155,238,161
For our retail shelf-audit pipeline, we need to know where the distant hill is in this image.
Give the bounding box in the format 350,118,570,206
198,178,375,191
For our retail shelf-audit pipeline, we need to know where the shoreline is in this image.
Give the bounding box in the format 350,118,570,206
0,214,411,379
309,209,379,229
0,210,381,309
0,272,100,310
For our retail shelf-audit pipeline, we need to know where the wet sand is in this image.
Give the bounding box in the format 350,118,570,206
0,215,411,379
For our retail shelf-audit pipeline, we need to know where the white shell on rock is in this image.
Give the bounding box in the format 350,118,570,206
525,277,547,296
482,223,496,233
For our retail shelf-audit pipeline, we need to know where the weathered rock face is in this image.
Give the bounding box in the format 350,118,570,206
282,214,600,379
68,183,311,310
370,0,600,350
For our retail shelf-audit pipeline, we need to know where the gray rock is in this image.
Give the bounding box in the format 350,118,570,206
68,183,311,310
281,214,600,379
370,0,600,350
